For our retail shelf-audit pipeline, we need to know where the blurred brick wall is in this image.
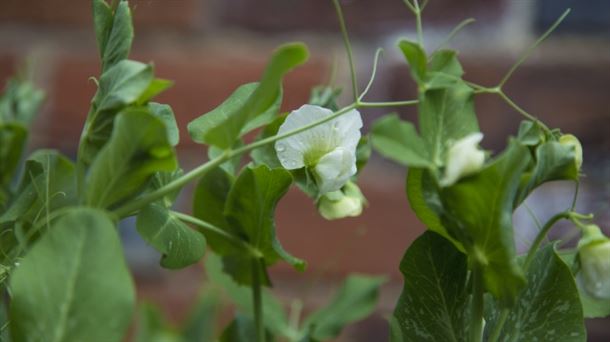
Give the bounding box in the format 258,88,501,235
1,0,609,340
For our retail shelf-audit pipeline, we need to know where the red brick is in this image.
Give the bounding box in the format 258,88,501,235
0,55,16,88
0,0,203,32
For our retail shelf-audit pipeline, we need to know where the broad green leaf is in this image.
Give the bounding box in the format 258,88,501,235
86,110,177,209
392,231,469,341
137,79,174,105
92,0,113,62
418,80,479,166
515,141,579,206
485,245,586,341
147,169,184,208
426,50,464,89
250,114,286,169
193,167,239,255
136,203,206,269
406,168,464,252
439,141,531,306
188,43,308,149
205,254,291,338
99,1,134,71
224,165,305,281
148,102,180,146
0,123,27,188
9,208,135,342
371,114,431,168
181,290,220,342
1,150,76,226
304,275,385,341
516,120,545,146
135,302,181,342
397,40,427,84
80,60,154,166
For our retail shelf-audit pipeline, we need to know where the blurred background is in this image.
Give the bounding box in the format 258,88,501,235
1,0,609,340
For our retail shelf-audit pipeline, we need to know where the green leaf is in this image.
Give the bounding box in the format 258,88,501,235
515,141,579,206
136,203,206,269
225,165,305,279
516,120,545,146
219,314,274,342
1,150,76,226
308,85,342,111
371,114,431,168
205,254,291,338
80,60,154,166
250,114,285,169
209,142,243,176
0,123,27,188
9,208,135,342
406,168,464,252
188,43,308,149
148,102,180,146
397,40,427,84
439,141,531,306
355,135,372,173
86,110,177,209
0,77,45,124
147,169,184,208
304,275,385,341
193,167,238,255
136,79,174,105
485,245,586,341
99,1,134,71
92,0,113,62
419,80,479,166
426,50,464,89
392,231,469,341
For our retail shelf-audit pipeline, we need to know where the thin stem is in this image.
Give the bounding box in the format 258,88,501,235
332,0,359,101
488,310,509,342
570,180,580,211
402,0,416,13
358,48,384,102
498,9,570,88
470,263,484,342
430,18,475,57
498,90,550,131
414,0,424,46
171,211,262,258
523,211,571,270
252,258,265,342
359,100,418,108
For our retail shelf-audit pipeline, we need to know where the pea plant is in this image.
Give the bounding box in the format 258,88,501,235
0,0,608,341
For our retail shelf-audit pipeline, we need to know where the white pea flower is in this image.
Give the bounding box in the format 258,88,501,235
577,224,610,299
318,181,367,220
275,104,362,194
440,132,485,187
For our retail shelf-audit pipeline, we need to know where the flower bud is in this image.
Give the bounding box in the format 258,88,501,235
318,182,366,220
439,133,485,187
577,224,610,299
559,134,583,170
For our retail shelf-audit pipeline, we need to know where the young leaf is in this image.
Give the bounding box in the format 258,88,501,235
136,79,174,105
426,50,464,89
9,208,135,342
92,0,113,61
148,102,180,146
371,114,431,168
392,231,470,341
418,80,479,166
224,165,306,279
397,40,427,84
188,43,308,149
80,60,154,166
405,168,464,252
0,123,27,189
0,77,45,124
93,0,134,71
485,245,586,341
439,140,531,306
85,109,177,209
303,275,386,341
136,203,206,269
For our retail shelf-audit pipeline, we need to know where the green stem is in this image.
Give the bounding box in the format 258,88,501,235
359,100,418,108
358,48,384,102
523,211,571,270
332,0,359,101
252,258,265,342
497,9,570,89
470,262,484,342
430,18,475,58
498,90,550,132
488,310,509,342
171,211,262,258
413,0,424,46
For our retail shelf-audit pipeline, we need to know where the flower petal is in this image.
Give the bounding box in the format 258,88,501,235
440,132,485,187
314,147,357,194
